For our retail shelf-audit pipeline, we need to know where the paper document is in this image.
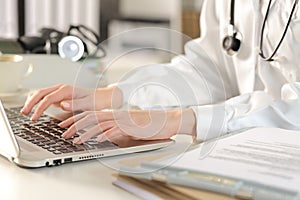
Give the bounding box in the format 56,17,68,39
167,127,300,193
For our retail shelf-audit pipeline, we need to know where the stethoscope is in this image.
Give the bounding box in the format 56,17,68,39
223,0,299,61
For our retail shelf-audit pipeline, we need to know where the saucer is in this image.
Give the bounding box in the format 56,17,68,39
0,88,29,102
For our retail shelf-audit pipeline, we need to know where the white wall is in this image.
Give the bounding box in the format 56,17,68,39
119,0,182,31
25,0,100,35
119,0,181,19
0,0,101,38
0,0,18,38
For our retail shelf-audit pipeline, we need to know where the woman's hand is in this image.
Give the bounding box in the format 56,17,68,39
21,84,123,121
59,108,196,144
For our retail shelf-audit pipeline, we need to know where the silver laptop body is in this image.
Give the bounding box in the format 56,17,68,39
0,101,173,168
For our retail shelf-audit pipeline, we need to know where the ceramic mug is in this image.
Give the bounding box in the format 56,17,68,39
0,54,33,94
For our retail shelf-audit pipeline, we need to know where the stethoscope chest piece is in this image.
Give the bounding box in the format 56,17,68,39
222,0,242,56
224,0,299,61
223,30,242,56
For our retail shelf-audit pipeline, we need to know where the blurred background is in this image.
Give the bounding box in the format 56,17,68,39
0,0,204,85
0,0,202,50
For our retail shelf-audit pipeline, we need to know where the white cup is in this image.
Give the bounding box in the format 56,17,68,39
0,54,33,94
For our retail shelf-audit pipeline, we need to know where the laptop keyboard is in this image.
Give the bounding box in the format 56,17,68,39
5,107,116,155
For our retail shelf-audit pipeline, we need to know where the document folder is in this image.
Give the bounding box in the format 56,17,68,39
113,174,237,200
119,128,300,200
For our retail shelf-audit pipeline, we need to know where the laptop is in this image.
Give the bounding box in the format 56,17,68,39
0,101,173,168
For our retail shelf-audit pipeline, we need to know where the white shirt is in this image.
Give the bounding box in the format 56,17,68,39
117,0,300,141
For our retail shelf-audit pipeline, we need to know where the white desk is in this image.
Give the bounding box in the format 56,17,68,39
0,55,191,200
0,156,140,200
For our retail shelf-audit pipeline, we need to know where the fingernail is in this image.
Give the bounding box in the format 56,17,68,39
73,137,81,144
20,106,28,114
30,114,37,121
58,122,64,127
61,132,67,138
20,109,25,114
61,102,70,109
97,135,105,142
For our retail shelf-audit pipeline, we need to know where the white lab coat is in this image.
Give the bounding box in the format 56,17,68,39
117,0,300,141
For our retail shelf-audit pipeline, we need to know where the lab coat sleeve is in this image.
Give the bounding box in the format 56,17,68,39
116,38,232,110
192,82,300,141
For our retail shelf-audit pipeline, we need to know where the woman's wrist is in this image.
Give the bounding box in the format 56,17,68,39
96,86,123,110
168,108,196,137
182,108,197,137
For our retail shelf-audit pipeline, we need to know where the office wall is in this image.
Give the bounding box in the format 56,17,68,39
0,0,18,38
119,0,181,31
0,0,100,38
0,0,203,40
25,0,100,35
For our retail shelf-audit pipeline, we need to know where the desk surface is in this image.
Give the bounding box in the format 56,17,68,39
0,155,140,200
0,134,192,200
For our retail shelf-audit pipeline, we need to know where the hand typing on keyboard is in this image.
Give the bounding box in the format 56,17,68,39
20,84,122,121
20,84,196,144
58,109,195,144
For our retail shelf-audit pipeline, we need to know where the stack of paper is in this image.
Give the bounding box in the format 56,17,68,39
113,174,236,200
113,128,300,200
